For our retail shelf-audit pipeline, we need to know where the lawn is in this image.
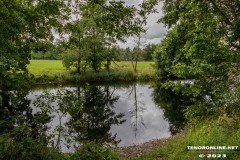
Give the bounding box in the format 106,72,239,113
28,60,68,76
27,60,156,83
28,60,155,76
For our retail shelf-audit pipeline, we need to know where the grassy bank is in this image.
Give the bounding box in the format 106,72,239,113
28,60,156,83
126,115,240,160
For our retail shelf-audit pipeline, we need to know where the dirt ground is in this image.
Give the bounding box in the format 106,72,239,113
118,138,170,158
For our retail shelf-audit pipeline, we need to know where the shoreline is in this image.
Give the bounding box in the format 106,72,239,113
32,71,157,85
118,138,171,158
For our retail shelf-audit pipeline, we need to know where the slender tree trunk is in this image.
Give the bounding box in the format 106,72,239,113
77,36,82,74
77,58,81,74
83,60,87,73
132,33,141,73
134,50,140,73
106,59,111,72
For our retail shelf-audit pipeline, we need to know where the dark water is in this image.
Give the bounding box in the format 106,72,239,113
27,83,172,152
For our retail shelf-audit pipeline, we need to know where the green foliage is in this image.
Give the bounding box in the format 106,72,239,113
62,48,79,69
62,0,159,74
31,42,65,60
154,0,240,120
64,15,113,73
0,0,68,123
0,134,64,160
143,44,156,61
0,135,119,160
70,143,119,160
122,47,132,61
0,0,66,69
83,0,158,40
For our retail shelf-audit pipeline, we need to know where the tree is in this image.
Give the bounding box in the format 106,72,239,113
104,45,120,72
63,18,98,74
155,0,237,119
63,17,108,73
47,41,66,60
143,43,156,61
62,47,79,70
198,0,240,50
31,41,65,60
0,0,68,151
84,33,106,72
127,0,159,72
31,41,54,59
160,0,240,52
84,0,158,40
131,32,146,73
123,47,132,61
64,0,119,73
62,0,159,74
0,0,67,91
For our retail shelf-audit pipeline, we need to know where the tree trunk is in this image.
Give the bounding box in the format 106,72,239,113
77,49,81,74
106,59,111,72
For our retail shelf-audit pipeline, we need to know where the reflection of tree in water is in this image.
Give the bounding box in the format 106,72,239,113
35,85,126,149
34,89,83,149
0,88,51,143
66,85,126,146
127,84,146,138
0,82,127,151
153,86,193,135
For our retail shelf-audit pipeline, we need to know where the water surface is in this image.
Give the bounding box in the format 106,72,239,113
28,83,171,152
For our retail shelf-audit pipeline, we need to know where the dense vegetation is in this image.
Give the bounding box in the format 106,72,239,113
1,0,240,159
155,0,240,121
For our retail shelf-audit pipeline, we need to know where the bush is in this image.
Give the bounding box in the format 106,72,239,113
0,135,63,160
69,143,119,160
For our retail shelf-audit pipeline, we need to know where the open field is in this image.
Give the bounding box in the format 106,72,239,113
28,60,68,76
28,60,156,83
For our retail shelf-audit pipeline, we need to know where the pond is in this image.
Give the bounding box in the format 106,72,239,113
26,82,175,152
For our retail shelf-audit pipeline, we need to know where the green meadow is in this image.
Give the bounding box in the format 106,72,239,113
28,60,156,83
28,60,68,76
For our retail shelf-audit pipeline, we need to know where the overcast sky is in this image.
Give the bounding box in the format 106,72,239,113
118,0,168,49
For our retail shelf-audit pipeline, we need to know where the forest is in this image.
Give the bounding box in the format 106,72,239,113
1,0,240,159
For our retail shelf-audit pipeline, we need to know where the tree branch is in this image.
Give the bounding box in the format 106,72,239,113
208,0,232,26
94,0,112,12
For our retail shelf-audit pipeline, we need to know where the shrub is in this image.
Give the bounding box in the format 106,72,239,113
0,135,63,160
69,143,119,160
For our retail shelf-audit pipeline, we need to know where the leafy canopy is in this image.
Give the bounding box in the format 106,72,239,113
155,0,240,119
